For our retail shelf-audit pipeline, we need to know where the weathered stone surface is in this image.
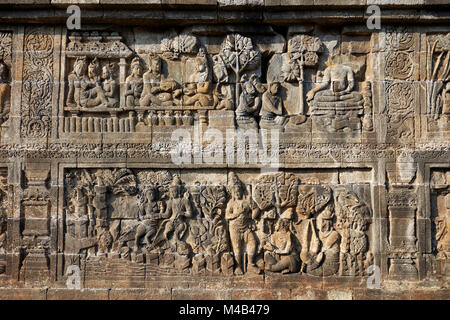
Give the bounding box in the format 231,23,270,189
0,0,447,301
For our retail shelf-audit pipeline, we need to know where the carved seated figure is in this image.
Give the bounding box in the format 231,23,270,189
306,54,364,132
0,60,10,122
154,176,193,255
263,218,300,274
66,56,89,108
184,49,214,107
134,187,165,252
235,75,261,130
101,63,119,108
303,207,341,276
139,54,182,107
79,58,114,108
215,83,234,110
125,57,143,108
260,82,287,130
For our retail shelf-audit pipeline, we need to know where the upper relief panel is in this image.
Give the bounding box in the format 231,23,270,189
44,24,450,147
57,26,379,145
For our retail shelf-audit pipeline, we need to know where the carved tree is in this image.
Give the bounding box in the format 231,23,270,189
283,35,322,115
218,34,261,109
161,34,199,60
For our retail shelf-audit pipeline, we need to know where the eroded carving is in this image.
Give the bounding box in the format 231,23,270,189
307,54,365,133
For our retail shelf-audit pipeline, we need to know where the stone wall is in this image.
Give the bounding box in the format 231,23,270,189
0,1,448,300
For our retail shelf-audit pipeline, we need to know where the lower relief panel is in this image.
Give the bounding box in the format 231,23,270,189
62,168,374,285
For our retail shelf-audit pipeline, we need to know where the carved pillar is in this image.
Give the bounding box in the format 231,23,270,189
386,161,419,279
19,162,52,285
119,58,127,108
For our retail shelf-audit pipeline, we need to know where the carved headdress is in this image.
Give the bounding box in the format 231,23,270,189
72,56,87,76
88,57,101,79
131,56,141,68
169,175,183,196
227,172,245,196
146,53,161,72
228,171,242,187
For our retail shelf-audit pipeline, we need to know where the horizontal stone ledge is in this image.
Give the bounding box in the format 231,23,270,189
0,8,450,24
0,0,449,9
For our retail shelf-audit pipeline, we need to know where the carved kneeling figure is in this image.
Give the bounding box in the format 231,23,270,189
263,219,300,274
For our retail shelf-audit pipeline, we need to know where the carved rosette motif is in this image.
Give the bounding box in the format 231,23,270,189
385,52,414,80
21,27,54,138
385,28,415,81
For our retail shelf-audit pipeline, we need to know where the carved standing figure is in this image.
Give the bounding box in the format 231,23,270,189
315,208,340,276
225,172,260,275
125,57,143,108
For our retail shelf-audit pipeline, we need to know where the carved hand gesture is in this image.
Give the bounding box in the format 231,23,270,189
306,90,315,101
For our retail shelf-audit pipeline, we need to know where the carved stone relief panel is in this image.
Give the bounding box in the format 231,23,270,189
62,168,373,282
0,15,447,298
55,27,381,144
